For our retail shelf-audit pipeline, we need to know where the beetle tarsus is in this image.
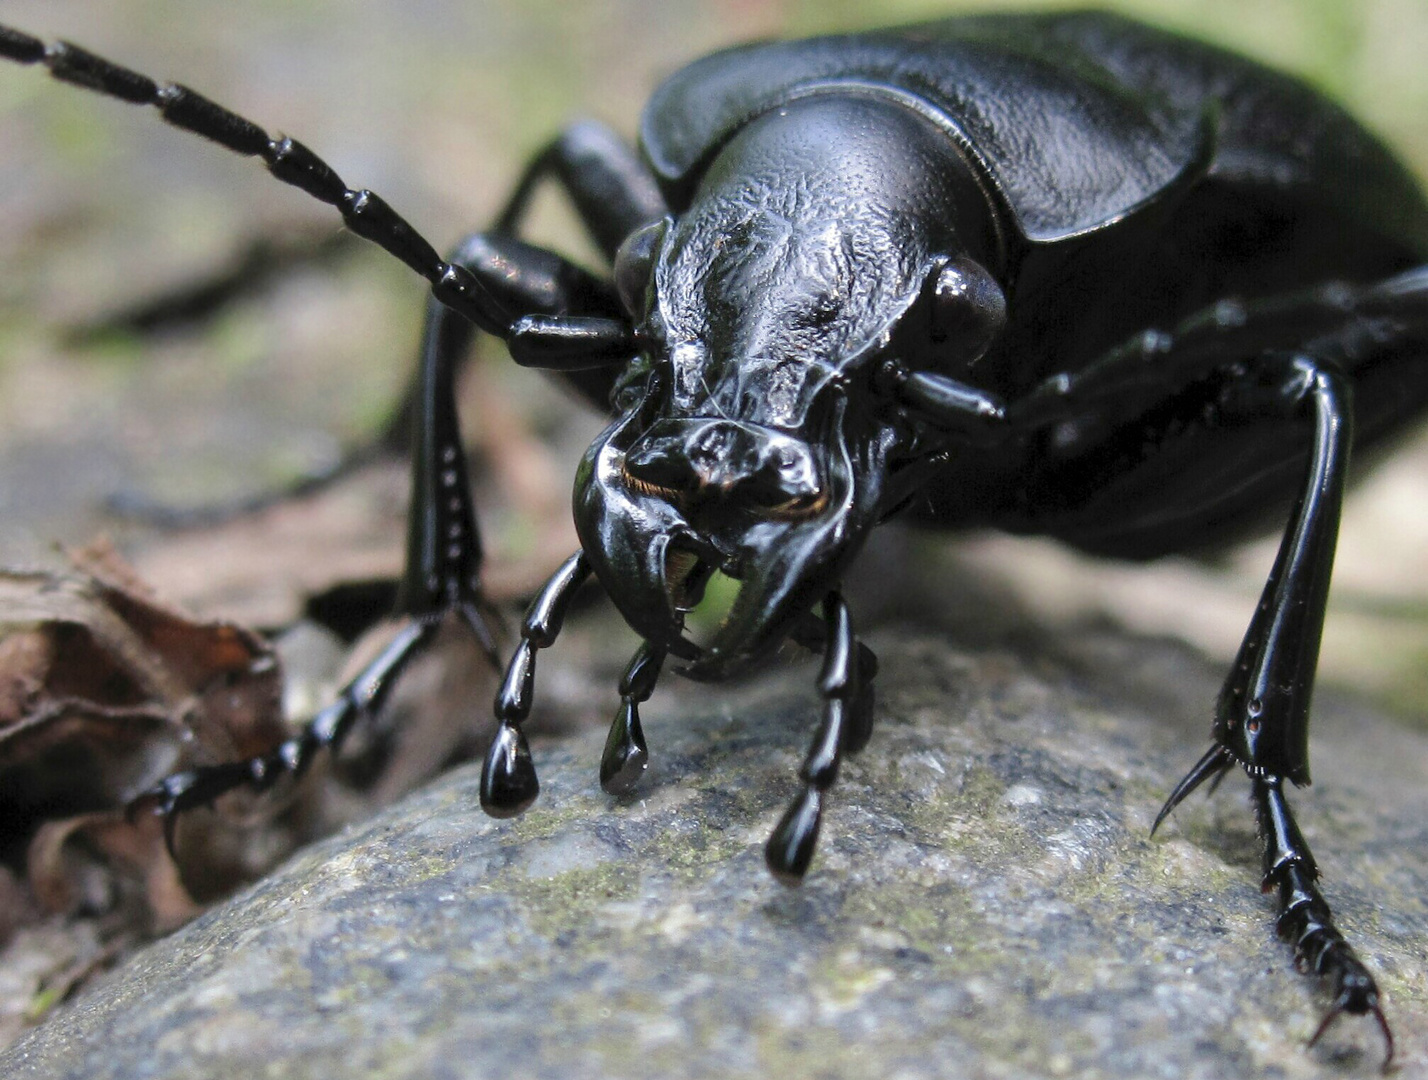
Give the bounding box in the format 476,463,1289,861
127,619,445,857
129,765,246,859
1156,759,1394,1066
1307,996,1394,1071
1252,776,1394,1068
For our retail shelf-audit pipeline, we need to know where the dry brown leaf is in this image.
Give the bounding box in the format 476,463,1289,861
129,461,410,628
0,543,285,942
28,812,200,933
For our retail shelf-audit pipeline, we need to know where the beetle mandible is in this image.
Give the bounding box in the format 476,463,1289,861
2,11,1425,1063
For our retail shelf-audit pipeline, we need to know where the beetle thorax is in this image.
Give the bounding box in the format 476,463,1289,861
651,94,978,433
574,94,996,671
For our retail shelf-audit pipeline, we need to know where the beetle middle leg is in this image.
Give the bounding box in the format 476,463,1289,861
1144,354,1396,1059
885,271,1427,1060
70,111,664,840
493,120,666,262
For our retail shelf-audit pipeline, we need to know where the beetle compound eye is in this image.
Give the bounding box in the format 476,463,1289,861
612,378,645,413
610,351,664,414
924,256,1006,368
614,217,669,318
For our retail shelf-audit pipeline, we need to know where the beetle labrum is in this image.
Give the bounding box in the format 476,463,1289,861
2,12,1424,1062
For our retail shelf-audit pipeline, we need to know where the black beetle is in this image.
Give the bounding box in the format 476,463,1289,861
1,11,1424,1063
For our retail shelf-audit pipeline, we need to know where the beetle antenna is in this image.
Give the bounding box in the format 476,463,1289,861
0,25,511,335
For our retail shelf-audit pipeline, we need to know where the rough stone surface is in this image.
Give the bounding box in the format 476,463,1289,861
1,617,1425,1080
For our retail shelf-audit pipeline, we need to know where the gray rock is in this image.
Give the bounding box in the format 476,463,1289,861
2,622,1425,1080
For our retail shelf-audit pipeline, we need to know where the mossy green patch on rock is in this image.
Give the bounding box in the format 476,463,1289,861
511,861,644,944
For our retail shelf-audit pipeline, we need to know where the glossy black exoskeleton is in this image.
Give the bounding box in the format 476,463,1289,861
2,13,1424,1063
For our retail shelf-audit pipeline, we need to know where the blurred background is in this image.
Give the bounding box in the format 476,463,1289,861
0,0,1425,706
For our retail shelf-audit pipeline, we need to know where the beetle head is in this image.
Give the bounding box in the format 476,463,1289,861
577,94,1003,673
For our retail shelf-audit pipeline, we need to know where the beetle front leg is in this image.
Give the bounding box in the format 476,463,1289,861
130,618,440,854
494,120,667,261
899,330,1396,1058
127,256,504,842
1151,354,1350,798
1211,358,1351,786
391,222,618,632
130,228,624,839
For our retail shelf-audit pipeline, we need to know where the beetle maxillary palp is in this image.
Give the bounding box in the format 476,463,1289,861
600,642,667,795
765,592,877,884
482,552,594,817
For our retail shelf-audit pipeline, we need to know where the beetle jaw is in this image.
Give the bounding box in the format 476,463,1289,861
574,404,888,675
670,514,850,679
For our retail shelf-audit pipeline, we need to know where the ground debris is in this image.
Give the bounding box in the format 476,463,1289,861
0,540,284,958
